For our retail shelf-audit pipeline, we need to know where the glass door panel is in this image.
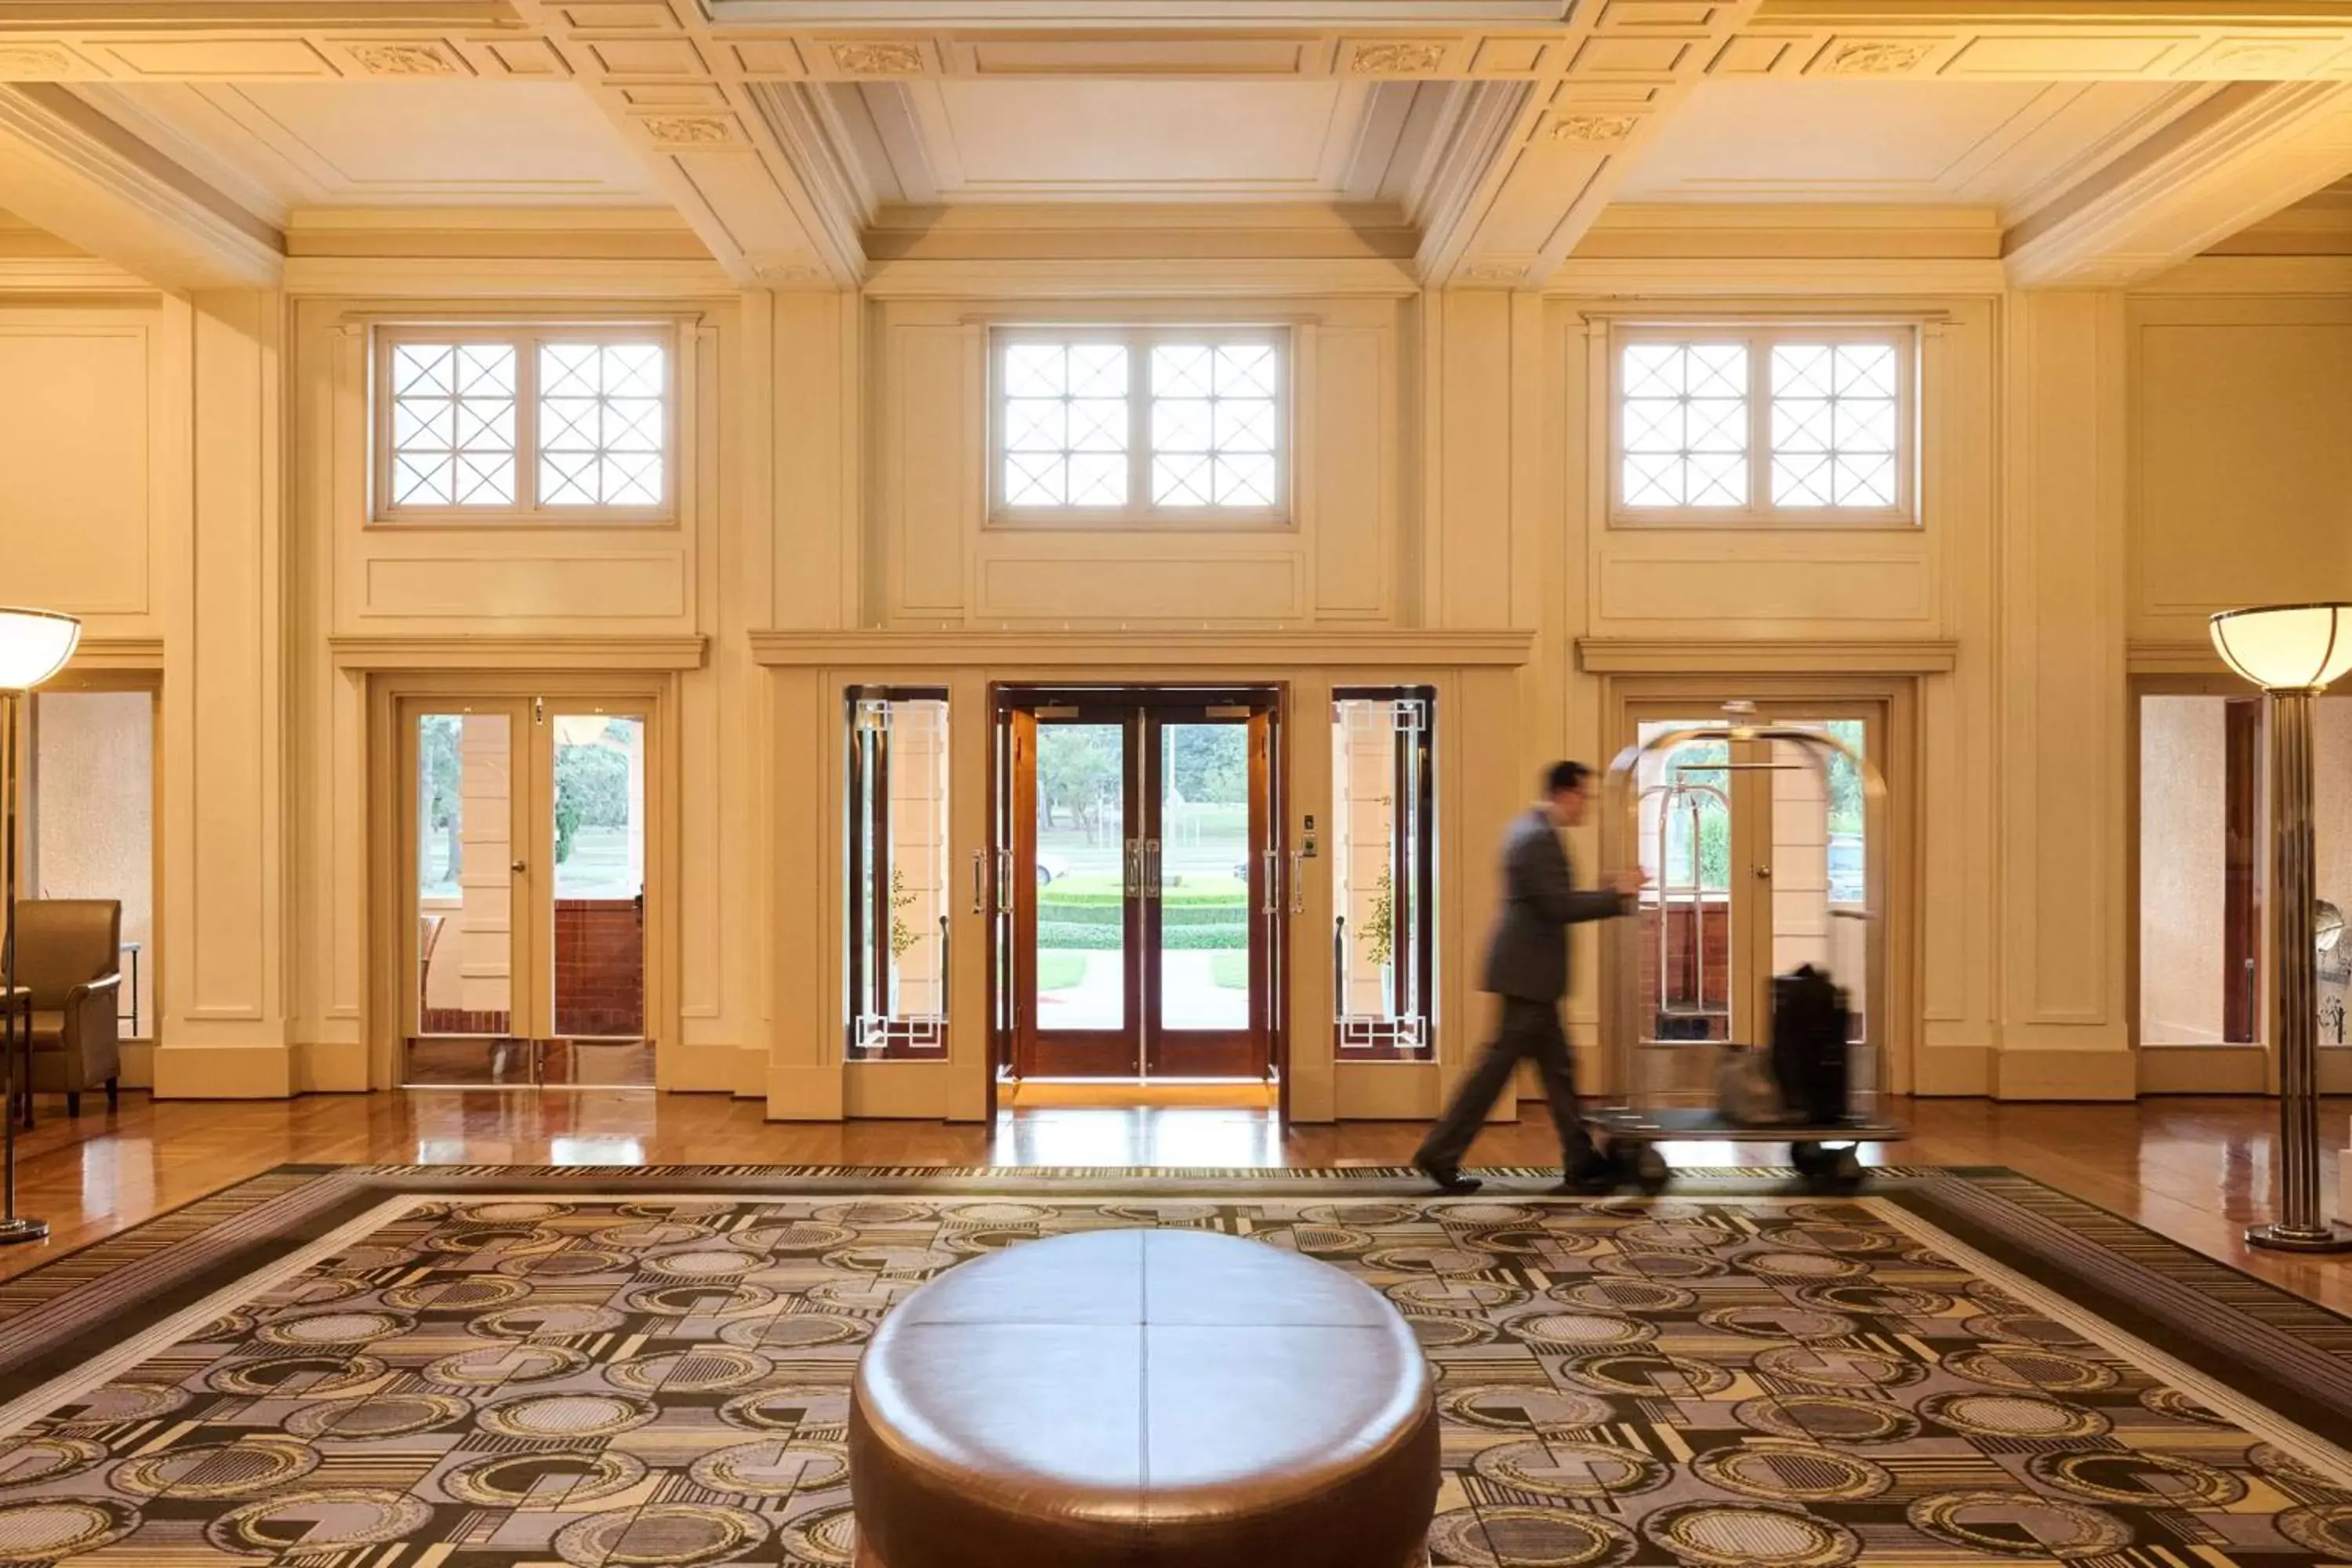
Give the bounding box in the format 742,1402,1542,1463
543,710,652,1087
1155,722,1250,1034
406,706,530,1087
1034,721,1127,1035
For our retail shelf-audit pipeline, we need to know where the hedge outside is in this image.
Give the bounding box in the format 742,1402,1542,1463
1039,921,1247,951
1038,901,1242,929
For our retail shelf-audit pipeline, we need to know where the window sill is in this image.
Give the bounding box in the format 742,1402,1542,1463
986,510,1294,533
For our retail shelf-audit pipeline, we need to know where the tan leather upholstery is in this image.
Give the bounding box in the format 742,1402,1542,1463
16,898,122,1111
850,1228,1439,1568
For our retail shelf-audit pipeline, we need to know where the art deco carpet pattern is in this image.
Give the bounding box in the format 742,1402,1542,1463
0,1167,2342,1565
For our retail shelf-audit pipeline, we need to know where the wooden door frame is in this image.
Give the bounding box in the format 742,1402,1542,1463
365,670,680,1093
1598,673,1919,1096
992,682,1287,1087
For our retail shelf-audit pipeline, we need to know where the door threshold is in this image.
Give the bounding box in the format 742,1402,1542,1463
1003,1080,1277,1110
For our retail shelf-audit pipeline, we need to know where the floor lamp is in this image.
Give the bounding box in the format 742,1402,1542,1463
2210,602,2352,1254
0,607,80,1247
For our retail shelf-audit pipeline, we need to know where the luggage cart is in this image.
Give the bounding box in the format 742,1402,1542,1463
1588,705,1900,1193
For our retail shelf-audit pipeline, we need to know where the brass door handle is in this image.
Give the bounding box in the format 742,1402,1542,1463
511,860,526,874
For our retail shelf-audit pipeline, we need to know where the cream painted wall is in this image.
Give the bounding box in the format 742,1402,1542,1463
0,230,2336,1112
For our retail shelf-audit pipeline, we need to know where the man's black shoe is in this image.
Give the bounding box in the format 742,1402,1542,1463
1415,1159,1484,1195
1553,1161,1619,1196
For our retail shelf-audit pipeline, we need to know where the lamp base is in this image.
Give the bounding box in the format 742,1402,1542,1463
2245,1219,2352,1254
0,1216,45,1247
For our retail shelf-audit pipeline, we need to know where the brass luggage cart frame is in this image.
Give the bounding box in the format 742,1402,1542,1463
1590,710,1901,1192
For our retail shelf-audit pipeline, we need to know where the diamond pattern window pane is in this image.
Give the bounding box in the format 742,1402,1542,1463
536,342,668,508
387,342,517,508
1769,342,1900,510
1147,339,1281,509
1616,342,1748,510
998,343,1130,510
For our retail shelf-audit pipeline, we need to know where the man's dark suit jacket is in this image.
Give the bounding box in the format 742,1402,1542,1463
1480,806,1632,1003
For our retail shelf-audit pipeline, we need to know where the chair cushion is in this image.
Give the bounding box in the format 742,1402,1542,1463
27,1011,65,1047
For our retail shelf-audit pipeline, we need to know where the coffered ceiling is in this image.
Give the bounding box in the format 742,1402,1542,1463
76,80,666,220
2,0,2352,292
1617,79,2204,220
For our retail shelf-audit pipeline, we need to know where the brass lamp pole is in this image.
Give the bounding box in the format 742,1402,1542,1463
2210,602,2352,1253
0,606,80,1247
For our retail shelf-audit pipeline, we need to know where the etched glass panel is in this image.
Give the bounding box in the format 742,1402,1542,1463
389,343,516,507
1149,340,1280,507
1770,342,1900,509
1620,341,1748,508
1000,342,1130,509
539,341,667,508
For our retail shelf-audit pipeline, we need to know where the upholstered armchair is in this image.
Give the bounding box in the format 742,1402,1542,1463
17,899,121,1118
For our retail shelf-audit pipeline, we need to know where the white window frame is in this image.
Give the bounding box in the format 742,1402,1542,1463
371,323,678,525
989,325,1292,528
1609,322,1919,529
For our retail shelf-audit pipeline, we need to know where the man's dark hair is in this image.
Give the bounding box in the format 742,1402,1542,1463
1544,760,1592,795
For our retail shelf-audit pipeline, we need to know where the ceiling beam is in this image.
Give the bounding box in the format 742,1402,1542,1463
503,0,864,288
2004,79,2352,286
1417,0,1762,289
0,82,281,288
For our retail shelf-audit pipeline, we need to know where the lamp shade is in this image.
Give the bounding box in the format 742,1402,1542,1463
0,608,80,691
2209,604,2352,693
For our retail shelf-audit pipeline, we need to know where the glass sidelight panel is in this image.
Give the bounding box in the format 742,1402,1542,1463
409,709,528,1087
2138,695,2263,1047
1158,722,1250,1033
1033,722,1126,1033
848,691,951,1058
1333,691,1433,1058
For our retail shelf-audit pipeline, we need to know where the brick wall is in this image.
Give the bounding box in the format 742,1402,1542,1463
555,898,644,1037
1635,901,1731,1041
419,898,642,1038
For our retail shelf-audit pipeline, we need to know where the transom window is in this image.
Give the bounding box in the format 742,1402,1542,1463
1611,325,1916,526
993,328,1287,524
373,326,673,522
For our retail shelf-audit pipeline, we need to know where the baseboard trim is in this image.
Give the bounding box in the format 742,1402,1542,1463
153,1043,293,1099
1994,1047,2136,1102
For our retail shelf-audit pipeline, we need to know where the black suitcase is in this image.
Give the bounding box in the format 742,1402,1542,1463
1770,964,1850,1124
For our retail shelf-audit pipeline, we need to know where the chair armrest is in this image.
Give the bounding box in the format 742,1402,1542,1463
67,974,123,1005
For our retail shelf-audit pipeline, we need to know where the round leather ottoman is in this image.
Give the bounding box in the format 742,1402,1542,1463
849,1227,1438,1568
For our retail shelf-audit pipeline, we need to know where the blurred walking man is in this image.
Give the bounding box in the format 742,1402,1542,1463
1414,760,1642,1195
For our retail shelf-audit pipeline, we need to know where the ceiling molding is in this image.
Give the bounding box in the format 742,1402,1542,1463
859,254,1421,297
2126,252,2352,295
2004,79,2352,286
0,82,281,289
862,200,1419,262
749,627,1536,667
279,252,739,298
1545,253,2006,295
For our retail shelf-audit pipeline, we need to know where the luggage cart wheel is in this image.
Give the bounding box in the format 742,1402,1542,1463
1824,1145,1864,1190
1789,1141,1825,1178
1630,1144,1671,1195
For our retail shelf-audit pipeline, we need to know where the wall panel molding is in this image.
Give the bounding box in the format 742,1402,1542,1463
1576,637,1958,673
328,633,708,670
749,627,1534,667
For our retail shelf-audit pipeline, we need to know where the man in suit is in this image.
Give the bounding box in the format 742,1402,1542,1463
1415,760,1642,1195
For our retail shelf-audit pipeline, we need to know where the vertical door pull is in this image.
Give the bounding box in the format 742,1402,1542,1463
971,851,986,914
1124,838,1142,896
1290,851,1306,914
996,848,1013,913
1145,840,1162,900
1261,850,1278,916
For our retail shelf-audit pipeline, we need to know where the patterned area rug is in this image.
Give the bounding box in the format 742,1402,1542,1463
0,1165,2344,1566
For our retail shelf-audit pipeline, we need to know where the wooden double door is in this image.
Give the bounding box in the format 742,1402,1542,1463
996,688,1281,1080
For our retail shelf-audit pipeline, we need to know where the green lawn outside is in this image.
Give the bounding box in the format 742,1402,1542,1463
1037,951,1087,991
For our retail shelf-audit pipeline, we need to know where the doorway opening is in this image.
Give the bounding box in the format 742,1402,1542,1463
990,686,1283,1097
399,692,654,1089
1610,692,1898,1088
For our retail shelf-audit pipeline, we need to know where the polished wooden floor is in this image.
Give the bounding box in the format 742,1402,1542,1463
0,1090,2344,1312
